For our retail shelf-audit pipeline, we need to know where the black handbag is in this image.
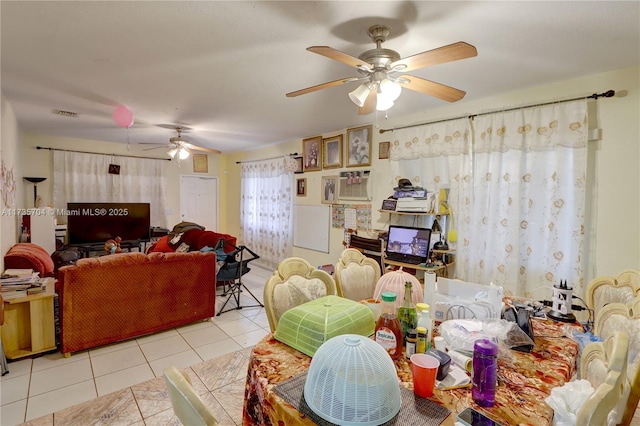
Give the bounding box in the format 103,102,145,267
503,307,535,353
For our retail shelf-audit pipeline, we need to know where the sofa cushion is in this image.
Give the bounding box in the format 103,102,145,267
4,243,55,277
179,229,206,251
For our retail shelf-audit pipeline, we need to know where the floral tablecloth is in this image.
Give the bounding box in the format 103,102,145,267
242,319,580,426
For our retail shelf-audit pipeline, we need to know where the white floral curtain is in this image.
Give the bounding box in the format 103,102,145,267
464,100,588,296
53,150,168,227
240,156,297,269
388,118,473,278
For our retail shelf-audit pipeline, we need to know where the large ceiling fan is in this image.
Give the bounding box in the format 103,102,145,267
143,127,221,159
286,25,477,115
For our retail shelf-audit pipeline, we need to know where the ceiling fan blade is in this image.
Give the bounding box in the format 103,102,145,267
391,42,477,73
286,77,359,97
142,145,169,152
359,90,377,115
307,46,372,69
183,142,221,155
399,74,466,102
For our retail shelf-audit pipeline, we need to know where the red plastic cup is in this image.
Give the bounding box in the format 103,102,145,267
411,353,440,397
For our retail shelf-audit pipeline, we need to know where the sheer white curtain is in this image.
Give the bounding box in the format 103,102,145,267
240,156,297,269
53,151,168,227
388,118,473,277
464,100,588,296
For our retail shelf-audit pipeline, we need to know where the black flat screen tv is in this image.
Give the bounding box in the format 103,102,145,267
66,202,151,245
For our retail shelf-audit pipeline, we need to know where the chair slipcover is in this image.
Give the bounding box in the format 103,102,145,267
586,275,640,320
578,331,629,426
263,257,336,332
594,299,640,425
334,248,381,301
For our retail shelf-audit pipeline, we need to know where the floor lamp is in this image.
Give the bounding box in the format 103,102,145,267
23,177,46,207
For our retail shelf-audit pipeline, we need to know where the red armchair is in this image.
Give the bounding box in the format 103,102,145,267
4,243,55,278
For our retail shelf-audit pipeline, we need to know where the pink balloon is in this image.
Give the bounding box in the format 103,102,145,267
112,106,134,128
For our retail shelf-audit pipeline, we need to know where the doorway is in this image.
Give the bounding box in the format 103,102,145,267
180,175,218,231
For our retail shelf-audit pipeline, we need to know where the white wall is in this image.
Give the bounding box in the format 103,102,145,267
0,93,25,268
227,66,640,287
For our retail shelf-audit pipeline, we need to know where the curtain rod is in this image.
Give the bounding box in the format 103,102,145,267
235,152,298,164
379,89,616,134
36,146,171,161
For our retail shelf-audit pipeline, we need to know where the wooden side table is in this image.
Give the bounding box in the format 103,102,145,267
1,277,56,359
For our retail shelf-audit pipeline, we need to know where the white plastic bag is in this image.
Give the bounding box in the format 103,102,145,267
439,319,534,354
544,379,594,426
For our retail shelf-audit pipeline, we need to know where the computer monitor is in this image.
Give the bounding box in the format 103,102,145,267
385,225,432,264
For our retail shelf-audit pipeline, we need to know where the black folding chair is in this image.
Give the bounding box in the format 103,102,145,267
214,239,263,315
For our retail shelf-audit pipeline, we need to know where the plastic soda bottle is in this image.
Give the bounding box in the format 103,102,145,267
375,291,403,359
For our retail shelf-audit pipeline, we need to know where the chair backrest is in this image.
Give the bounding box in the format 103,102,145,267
587,276,640,320
163,366,218,426
263,257,336,332
446,304,477,320
578,331,629,426
594,299,640,425
347,234,385,272
617,269,640,287
334,248,381,301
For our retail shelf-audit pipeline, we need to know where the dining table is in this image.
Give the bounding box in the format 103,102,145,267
242,318,581,425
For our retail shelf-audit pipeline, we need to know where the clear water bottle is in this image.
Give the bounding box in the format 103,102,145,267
472,339,498,407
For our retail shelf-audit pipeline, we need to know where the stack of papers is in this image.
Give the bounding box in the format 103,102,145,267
435,364,471,390
1,269,43,298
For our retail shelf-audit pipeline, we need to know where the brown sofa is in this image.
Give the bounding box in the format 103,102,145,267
57,251,216,356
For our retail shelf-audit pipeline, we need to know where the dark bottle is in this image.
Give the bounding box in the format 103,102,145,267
472,339,498,407
397,282,418,342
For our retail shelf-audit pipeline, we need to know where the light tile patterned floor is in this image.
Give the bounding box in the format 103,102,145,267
0,265,273,425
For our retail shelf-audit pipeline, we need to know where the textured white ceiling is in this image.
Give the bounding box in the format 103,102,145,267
1,1,638,154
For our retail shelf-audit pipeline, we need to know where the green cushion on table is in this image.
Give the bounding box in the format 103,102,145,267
274,295,375,357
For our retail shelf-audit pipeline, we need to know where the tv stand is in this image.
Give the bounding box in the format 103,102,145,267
71,240,148,258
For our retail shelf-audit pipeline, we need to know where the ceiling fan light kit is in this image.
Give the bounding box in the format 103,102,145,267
141,126,221,160
287,24,477,115
178,147,190,160
348,83,371,107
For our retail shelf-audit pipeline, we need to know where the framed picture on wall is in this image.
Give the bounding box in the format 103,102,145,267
346,124,372,167
294,156,304,174
303,136,322,172
322,134,343,169
379,141,390,159
193,154,208,173
296,178,307,196
321,175,338,204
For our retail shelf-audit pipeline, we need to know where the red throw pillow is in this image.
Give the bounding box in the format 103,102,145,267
148,236,174,253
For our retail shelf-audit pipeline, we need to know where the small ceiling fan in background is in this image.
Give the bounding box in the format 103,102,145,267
142,126,221,159
286,25,477,114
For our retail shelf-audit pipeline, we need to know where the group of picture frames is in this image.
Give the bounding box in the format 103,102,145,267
296,124,391,173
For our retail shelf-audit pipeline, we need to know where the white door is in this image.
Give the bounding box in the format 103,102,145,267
180,175,218,231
